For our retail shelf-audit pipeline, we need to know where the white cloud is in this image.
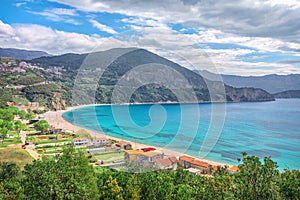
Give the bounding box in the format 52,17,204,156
196,29,300,53
0,19,299,75
0,20,15,36
48,0,300,44
121,17,168,29
42,0,300,75
28,8,80,25
0,22,102,54
50,8,78,16
89,19,117,34
265,0,300,9
15,2,27,7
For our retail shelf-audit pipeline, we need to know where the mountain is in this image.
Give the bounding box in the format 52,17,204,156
30,48,274,104
197,70,300,94
273,90,300,98
0,47,50,60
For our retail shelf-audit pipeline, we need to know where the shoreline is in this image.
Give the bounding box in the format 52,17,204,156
62,99,277,108
44,105,230,168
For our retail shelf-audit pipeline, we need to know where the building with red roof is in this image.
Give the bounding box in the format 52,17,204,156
179,155,195,169
141,147,156,152
228,166,240,174
190,159,211,174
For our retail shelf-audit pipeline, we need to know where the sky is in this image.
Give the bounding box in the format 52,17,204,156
0,0,300,76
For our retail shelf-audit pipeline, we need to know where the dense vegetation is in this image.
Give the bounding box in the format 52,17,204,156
0,70,44,86
0,148,299,200
0,68,70,109
1,48,275,110
0,107,35,144
30,48,275,105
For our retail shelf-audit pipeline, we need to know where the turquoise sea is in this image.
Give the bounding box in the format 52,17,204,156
63,99,300,170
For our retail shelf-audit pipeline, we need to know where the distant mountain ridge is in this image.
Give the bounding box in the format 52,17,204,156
273,90,300,98
197,70,300,94
30,48,274,104
0,47,51,60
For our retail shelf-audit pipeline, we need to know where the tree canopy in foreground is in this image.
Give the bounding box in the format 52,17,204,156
0,149,299,200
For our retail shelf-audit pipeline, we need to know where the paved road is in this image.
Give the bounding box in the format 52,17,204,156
5,81,49,89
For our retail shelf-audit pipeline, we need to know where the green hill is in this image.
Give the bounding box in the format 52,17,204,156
31,48,274,105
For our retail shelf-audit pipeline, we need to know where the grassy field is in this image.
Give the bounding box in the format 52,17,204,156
36,146,64,154
27,136,72,145
94,166,111,174
0,147,33,167
93,151,124,164
0,133,22,148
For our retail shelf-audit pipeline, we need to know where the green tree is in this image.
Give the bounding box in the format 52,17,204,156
233,152,280,200
18,110,27,120
124,176,140,200
0,119,13,144
6,106,19,115
0,162,23,199
0,89,13,108
14,120,26,133
33,120,49,133
100,175,124,200
22,148,99,200
278,169,300,199
0,109,14,121
0,127,8,144
25,111,36,120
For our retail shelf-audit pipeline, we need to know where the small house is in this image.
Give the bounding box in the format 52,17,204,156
179,155,195,169
72,138,89,146
124,150,164,165
93,137,110,146
115,140,132,150
190,160,210,174
137,151,164,163
124,150,144,161
155,156,179,170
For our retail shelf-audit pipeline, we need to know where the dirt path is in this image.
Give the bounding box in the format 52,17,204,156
25,146,40,160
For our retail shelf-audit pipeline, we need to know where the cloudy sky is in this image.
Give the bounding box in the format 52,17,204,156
0,0,300,75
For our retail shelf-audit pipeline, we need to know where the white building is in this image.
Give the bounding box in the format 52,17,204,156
93,138,110,146
72,138,89,146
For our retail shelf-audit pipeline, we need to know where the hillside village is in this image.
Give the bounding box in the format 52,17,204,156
0,58,63,77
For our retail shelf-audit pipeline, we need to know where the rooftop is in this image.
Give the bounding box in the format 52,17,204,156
125,150,144,155
180,155,195,162
142,151,163,157
156,156,178,166
141,147,156,152
168,156,179,163
73,138,88,141
229,166,240,171
156,158,172,166
191,160,210,167
95,137,107,141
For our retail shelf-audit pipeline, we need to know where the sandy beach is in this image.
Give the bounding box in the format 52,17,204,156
44,105,228,167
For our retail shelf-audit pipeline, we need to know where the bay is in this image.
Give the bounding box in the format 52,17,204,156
63,99,300,170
